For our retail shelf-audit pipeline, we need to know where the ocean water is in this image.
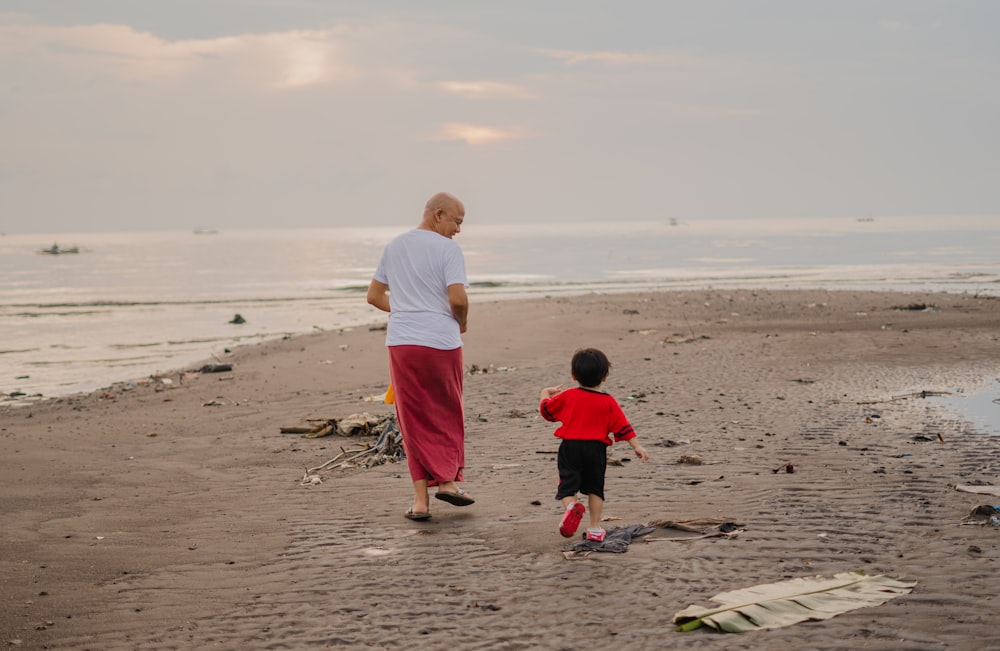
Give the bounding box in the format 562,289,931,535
1,215,998,401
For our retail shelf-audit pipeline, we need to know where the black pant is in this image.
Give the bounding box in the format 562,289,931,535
555,439,607,501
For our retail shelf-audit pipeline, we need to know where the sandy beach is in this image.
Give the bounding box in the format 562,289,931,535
2,288,999,650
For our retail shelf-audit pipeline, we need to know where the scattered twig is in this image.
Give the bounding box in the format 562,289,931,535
303,416,404,478
829,390,952,405
648,529,744,542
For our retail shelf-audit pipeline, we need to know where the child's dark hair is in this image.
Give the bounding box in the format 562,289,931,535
572,348,611,388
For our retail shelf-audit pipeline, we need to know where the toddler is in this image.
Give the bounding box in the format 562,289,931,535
539,348,649,541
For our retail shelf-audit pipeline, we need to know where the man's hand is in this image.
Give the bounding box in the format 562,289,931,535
366,280,390,313
448,283,468,333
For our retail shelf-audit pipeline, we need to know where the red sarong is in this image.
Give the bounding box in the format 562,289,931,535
388,345,465,486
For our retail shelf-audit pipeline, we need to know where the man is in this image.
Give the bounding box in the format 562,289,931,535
367,192,473,520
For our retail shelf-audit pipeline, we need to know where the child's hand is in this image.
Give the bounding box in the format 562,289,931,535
540,385,564,401
632,444,650,463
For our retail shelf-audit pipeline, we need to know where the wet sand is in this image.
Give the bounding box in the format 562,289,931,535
2,289,999,650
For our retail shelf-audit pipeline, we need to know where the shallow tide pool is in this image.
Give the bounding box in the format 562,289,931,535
937,379,1000,436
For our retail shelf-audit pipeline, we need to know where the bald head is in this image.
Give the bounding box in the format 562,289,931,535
420,192,465,239
424,192,462,216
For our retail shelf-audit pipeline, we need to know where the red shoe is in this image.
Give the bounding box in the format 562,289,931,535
559,502,586,537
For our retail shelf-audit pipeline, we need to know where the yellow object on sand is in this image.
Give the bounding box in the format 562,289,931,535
384,383,395,404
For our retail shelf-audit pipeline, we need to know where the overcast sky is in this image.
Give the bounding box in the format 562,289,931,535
1,1,997,233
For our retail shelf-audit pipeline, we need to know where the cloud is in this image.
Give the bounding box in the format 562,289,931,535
427,123,527,145
0,18,350,90
436,80,536,100
536,48,700,68
255,31,350,89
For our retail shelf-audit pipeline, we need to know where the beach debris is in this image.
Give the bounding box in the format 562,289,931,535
467,363,517,375
891,303,938,312
301,414,404,478
336,413,389,436
197,363,232,373
662,334,711,345
677,454,703,465
647,517,744,533
364,385,394,404
228,314,246,324
645,518,745,542
829,389,952,405
300,473,323,486
773,462,795,473
908,431,945,444
956,484,1000,497
656,438,691,447
674,571,916,633
960,504,1000,527
648,529,744,543
281,412,392,439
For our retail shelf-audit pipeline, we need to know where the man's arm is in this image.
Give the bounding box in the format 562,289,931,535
366,279,391,313
448,283,469,333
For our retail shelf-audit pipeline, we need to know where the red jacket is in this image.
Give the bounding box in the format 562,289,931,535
540,387,636,446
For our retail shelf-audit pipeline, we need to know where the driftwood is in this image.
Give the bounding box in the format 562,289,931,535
645,517,746,542
300,415,404,485
956,484,1000,497
281,412,391,439
648,529,745,542
646,517,745,533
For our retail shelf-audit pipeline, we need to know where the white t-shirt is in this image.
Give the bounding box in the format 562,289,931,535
373,229,468,350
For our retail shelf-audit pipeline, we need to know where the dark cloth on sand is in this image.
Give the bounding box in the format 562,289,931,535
563,524,656,553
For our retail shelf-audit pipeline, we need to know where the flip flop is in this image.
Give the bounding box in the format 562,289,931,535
559,502,586,537
434,488,475,507
404,509,432,521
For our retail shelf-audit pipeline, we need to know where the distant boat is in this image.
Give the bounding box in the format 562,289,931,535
193,228,219,235
38,244,80,255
